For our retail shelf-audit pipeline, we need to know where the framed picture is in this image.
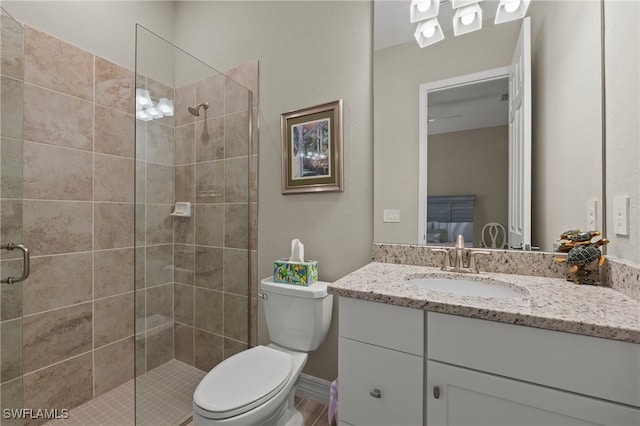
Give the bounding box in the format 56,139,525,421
281,100,343,194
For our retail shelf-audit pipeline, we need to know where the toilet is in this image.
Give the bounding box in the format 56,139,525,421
193,276,333,426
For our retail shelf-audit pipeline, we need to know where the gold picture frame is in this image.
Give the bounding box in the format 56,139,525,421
281,100,343,194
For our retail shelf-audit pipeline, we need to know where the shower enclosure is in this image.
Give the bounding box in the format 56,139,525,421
134,25,257,425
0,10,257,425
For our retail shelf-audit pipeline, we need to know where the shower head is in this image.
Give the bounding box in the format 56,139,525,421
188,102,209,117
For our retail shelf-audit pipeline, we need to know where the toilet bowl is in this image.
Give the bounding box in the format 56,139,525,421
193,277,333,426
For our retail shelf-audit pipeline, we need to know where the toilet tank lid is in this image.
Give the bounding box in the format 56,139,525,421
261,277,330,299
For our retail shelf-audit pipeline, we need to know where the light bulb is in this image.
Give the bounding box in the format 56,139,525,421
147,106,163,118
157,98,174,116
505,0,521,13
416,0,431,13
136,110,152,121
422,23,437,39
135,88,152,108
461,11,476,26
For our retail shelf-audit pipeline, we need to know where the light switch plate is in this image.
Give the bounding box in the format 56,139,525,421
383,209,400,223
613,196,629,235
586,199,597,229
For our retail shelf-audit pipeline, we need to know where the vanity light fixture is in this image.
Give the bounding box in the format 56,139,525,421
414,17,445,47
453,2,483,36
135,89,174,121
410,0,440,22
495,0,530,24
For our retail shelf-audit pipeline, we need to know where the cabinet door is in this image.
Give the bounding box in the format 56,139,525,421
427,361,640,426
339,337,423,426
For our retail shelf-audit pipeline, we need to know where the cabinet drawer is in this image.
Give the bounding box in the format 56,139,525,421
339,337,423,426
339,297,423,355
427,312,640,407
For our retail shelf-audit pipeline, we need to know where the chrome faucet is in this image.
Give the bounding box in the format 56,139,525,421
430,234,491,274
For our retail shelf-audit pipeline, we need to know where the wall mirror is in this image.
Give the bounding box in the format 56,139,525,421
373,0,604,253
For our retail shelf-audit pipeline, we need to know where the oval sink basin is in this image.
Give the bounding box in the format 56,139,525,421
407,276,526,299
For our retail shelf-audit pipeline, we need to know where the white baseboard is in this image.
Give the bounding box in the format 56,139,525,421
296,373,332,406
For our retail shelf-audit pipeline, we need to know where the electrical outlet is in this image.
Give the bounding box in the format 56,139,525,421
586,199,597,229
383,209,400,223
613,196,629,235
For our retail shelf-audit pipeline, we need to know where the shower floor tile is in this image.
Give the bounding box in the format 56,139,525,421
45,360,206,426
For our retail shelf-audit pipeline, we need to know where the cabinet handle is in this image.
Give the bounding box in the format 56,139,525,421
369,388,381,398
433,385,440,399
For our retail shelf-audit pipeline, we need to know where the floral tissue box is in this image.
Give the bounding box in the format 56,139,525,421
273,259,318,286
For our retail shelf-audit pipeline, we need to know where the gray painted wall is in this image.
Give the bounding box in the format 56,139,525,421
173,1,374,381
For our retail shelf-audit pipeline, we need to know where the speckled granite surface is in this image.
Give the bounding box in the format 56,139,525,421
601,257,640,301
372,243,572,280
329,262,640,344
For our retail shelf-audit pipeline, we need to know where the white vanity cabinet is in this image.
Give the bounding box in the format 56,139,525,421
426,312,640,426
337,297,640,426
338,297,424,426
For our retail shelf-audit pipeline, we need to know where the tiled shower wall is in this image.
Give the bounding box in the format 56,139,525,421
171,61,258,371
0,25,138,422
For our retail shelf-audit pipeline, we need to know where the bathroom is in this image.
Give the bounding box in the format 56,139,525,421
0,0,637,425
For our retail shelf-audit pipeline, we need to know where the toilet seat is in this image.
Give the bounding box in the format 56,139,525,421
193,346,293,420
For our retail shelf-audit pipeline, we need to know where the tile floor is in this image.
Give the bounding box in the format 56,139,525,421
44,359,332,426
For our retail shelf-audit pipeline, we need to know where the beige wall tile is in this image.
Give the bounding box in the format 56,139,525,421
146,163,173,204
94,293,134,348
174,283,194,325
224,294,248,343
194,204,223,247
94,154,134,202
23,200,92,256
195,161,224,204
95,105,135,158
224,156,249,203
223,249,249,297
24,84,93,151
23,142,93,201
1,76,23,139
94,248,134,299
94,202,134,250
195,116,224,162
174,214,194,245
1,260,22,321
1,138,24,199
194,329,222,372
195,246,223,290
146,323,173,371
136,160,146,204
174,244,194,285
224,204,248,249
225,60,259,108
23,353,92,417
224,110,249,158
145,244,173,287
175,124,195,165
0,202,22,262
195,74,224,119
1,319,22,382
135,246,145,290
135,203,146,246
223,338,248,360
1,13,24,80
194,288,222,335
24,26,93,101
136,120,146,160
23,253,93,315
146,121,174,165
175,164,195,204
175,84,196,127
95,57,134,114
94,337,134,396
135,290,145,334
22,302,92,373
250,154,258,203
146,283,173,330
225,77,250,115
174,323,194,366
135,333,146,377
146,204,173,245
250,202,258,251
1,378,23,425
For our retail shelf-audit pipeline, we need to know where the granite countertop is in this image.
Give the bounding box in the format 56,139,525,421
328,262,640,344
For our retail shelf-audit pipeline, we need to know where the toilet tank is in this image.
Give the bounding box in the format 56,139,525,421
261,277,333,352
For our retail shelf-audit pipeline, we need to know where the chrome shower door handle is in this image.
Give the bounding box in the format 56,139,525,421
1,243,30,284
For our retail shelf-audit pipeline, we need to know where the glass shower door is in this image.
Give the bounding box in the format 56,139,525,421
0,8,25,426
